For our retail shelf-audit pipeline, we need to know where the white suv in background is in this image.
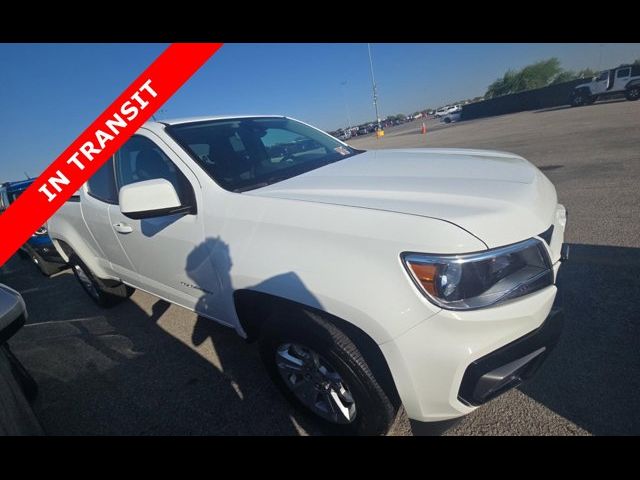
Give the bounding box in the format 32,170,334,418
48,115,568,435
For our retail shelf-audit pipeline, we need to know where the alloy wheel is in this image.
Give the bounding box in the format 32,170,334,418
275,343,357,424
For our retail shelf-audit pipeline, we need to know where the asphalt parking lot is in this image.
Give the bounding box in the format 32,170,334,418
2,99,639,435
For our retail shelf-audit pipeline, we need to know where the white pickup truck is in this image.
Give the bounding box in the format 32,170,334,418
48,115,568,435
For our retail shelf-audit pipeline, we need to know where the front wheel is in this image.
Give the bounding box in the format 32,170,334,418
69,253,134,307
571,93,589,107
626,86,640,101
259,308,397,435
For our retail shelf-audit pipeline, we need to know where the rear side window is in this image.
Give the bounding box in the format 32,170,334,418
87,157,118,204
617,68,630,78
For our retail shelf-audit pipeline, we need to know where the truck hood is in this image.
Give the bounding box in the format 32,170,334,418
247,148,558,248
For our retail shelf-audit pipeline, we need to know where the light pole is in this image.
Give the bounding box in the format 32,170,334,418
367,43,382,134
340,81,352,130
598,43,605,70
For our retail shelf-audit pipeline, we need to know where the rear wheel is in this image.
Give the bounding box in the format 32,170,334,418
69,253,134,307
626,86,640,101
259,308,397,435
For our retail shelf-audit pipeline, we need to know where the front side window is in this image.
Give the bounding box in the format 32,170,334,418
617,68,630,78
115,135,194,206
87,157,118,204
167,117,363,192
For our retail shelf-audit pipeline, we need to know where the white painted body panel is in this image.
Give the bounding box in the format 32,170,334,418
48,117,566,423
249,148,559,251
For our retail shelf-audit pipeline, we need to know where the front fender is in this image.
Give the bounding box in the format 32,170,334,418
217,195,488,344
572,86,592,96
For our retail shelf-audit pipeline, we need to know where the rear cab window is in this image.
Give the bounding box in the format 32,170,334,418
87,157,118,204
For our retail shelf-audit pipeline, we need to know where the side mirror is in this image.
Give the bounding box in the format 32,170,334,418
0,285,26,344
119,179,191,220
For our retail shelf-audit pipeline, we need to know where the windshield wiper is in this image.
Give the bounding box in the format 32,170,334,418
233,182,270,193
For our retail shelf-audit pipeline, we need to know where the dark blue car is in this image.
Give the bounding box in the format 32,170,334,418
0,179,66,276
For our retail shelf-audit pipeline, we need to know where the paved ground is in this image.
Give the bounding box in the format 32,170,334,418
2,99,639,435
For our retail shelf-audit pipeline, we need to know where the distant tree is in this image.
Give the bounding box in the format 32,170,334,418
486,58,564,98
576,68,596,78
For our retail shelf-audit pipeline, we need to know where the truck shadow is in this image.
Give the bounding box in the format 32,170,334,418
518,243,640,435
1,251,323,435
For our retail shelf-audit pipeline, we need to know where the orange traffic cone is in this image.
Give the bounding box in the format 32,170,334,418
421,122,427,134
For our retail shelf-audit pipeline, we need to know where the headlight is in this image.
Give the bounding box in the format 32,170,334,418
34,226,48,236
402,238,553,311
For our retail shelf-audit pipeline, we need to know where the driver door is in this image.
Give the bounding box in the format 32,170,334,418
614,67,631,91
107,131,220,314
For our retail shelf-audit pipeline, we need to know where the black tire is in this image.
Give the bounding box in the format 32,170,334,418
444,117,451,124
626,86,640,101
571,93,588,107
68,253,134,307
29,251,61,277
259,307,397,436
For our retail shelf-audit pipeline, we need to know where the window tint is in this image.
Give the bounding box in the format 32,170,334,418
617,68,630,78
115,135,193,206
87,157,118,204
596,72,608,81
167,117,361,192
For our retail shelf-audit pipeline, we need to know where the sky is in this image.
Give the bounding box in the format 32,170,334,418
1,43,639,182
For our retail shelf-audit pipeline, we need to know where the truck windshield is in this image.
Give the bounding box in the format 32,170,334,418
166,117,363,192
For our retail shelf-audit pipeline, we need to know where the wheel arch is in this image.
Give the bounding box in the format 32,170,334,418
233,289,402,406
626,79,640,89
53,239,121,288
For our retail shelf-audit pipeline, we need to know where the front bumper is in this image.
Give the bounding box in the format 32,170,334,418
457,296,563,406
380,282,564,423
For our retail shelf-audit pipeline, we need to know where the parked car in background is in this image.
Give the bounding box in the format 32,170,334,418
441,110,462,124
48,115,568,435
333,128,352,141
571,64,640,106
0,180,67,276
434,105,460,118
0,284,41,435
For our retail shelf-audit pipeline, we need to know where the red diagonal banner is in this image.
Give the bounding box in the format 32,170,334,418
0,42,222,267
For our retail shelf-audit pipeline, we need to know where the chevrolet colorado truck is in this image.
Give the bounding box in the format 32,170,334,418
47,115,568,435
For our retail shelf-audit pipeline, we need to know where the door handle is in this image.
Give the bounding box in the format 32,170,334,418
113,222,133,234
